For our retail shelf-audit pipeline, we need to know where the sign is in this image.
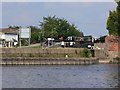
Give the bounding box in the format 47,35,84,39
19,27,31,38
19,27,31,48
47,38,54,40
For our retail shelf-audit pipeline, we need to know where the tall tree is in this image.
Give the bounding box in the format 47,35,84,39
30,26,42,43
106,1,120,36
40,16,81,39
116,1,120,36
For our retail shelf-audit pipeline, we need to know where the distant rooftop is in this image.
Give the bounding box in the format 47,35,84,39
0,28,19,33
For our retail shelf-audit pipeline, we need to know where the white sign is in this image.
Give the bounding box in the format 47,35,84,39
19,28,31,38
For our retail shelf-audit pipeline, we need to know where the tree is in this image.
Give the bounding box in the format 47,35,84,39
40,16,81,39
116,1,120,36
106,1,120,36
30,26,42,44
8,25,20,29
99,35,106,42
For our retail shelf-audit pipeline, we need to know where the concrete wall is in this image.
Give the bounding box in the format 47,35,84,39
94,43,107,50
94,50,108,58
2,48,87,57
108,51,119,58
94,43,108,58
2,57,99,65
94,43,119,58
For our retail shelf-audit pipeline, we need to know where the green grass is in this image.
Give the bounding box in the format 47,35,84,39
22,46,42,48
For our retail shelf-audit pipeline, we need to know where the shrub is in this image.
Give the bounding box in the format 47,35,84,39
116,56,119,61
83,48,89,57
75,50,77,54
29,53,34,57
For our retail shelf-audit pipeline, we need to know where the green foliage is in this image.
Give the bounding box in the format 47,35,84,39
83,48,89,57
21,39,28,46
106,1,120,36
83,35,92,41
40,16,81,39
29,53,34,57
30,26,42,44
99,35,106,41
116,56,119,60
30,46,41,48
75,50,78,54
8,16,82,45
8,25,20,29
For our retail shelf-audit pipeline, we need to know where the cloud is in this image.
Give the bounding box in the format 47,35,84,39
2,0,114,2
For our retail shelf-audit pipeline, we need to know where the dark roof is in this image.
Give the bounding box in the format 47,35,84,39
0,28,19,34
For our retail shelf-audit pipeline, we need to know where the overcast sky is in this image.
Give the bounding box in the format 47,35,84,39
2,2,117,37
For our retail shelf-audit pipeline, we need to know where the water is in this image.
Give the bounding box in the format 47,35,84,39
2,64,119,88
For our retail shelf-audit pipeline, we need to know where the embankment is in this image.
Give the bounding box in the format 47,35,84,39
2,48,92,57
1,48,119,65
1,57,98,65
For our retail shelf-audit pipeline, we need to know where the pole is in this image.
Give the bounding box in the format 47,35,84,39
20,37,21,48
29,37,30,47
19,28,21,48
43,17,45,40
29,27,31,47
41,17,45,48
51,25,54,46
39,32,42,47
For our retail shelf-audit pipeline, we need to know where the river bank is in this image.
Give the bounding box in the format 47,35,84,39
1,57,99,65
1,57,119,65
1,48,119,65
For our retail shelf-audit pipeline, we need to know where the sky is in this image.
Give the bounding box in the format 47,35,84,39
1,1,117,37
0,0,116,2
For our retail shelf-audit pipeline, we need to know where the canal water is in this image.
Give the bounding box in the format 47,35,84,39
2,64,119,88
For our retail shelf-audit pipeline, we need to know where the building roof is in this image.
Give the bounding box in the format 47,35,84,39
0,28,19,34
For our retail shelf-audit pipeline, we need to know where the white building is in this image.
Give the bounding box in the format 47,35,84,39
0,28,19,47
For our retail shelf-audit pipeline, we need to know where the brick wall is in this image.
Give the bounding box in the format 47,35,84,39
105,35,120,52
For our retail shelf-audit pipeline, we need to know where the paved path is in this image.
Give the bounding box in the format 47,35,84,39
22,43,41,47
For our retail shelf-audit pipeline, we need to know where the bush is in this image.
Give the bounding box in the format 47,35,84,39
83,48,89,57
116,56,119,61
29,53,34,57
75,50,77,54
